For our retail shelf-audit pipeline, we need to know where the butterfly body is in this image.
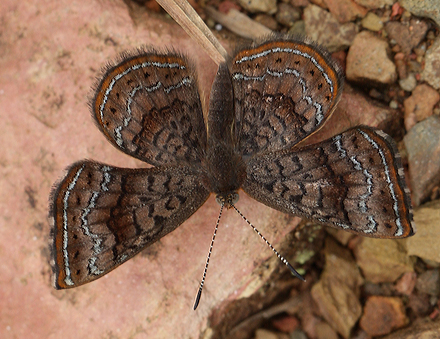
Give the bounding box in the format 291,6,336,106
51,36,414,290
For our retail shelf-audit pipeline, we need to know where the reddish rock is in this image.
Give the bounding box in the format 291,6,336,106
323,0,368,23
346,31,397,84
359,296,409,336
311,238,363,338
272,315,300,333
404,83,440,130
394,271,417,296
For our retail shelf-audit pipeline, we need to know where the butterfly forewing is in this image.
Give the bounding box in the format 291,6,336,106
93,52,207,167
231,39,343,157
52,161,210,289
242,127,414,238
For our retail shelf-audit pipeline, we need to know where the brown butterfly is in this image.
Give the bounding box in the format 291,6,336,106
50,36,415,309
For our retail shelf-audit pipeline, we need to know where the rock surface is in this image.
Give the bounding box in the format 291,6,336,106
311,238,363,338
359,296,409,336
406,199,440,263
303,4,358,52
404,116,440,206
346,30,397,84
353,237,414,283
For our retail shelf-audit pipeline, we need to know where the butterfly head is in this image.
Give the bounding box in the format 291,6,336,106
215,192,239,209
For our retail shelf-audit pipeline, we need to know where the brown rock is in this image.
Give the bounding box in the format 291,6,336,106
353,237,414,283
346,31,397,84
311,238,364,338
404,116,440,205
416,269,440,296
404,84,440,130
381,318,440,339
406,200,440,264
275,3,301,27
422,37,440,90
323,0,367,23
385,19,429,55
408,291,433,317
304,4,358,52
360,296,409,336
354,0,393,9
315,321,339,339
238,0,277,13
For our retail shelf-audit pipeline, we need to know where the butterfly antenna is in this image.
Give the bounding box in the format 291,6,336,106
231,204,305,282
193,204,224,310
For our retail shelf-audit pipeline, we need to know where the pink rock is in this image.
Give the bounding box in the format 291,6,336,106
0,1,302,338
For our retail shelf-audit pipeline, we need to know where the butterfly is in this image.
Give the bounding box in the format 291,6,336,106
50,35,415,307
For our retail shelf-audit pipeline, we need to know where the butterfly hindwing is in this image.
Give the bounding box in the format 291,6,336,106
51,161,210,289
242,126,415,238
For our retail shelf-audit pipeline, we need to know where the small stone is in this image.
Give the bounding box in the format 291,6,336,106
359,296,409,336
416,269,440,297
288,20,305,35
346,31,397,84
406,200,440,263
381,318,440,339
404,84,439,129
408,292,432,317
384,19,428,55
290,329,308,339
403,117,440,205
254,13,279,30
422,37,440,90
352,237,414,283
394,271,417,296
255,329,280,339
272,315,300,333
289,0,310,7
399,73,417,92
361,12,384,31
399,0,440,27
315,321,339,339
303,4,358,52
237,0,277,14
353,0,393,9
322,0,367,23
275,3,301,27
311,238,363,339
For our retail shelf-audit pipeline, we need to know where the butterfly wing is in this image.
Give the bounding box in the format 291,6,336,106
92,52,207,167
231,38,343,157
243,127,415,238
51,161,210,289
